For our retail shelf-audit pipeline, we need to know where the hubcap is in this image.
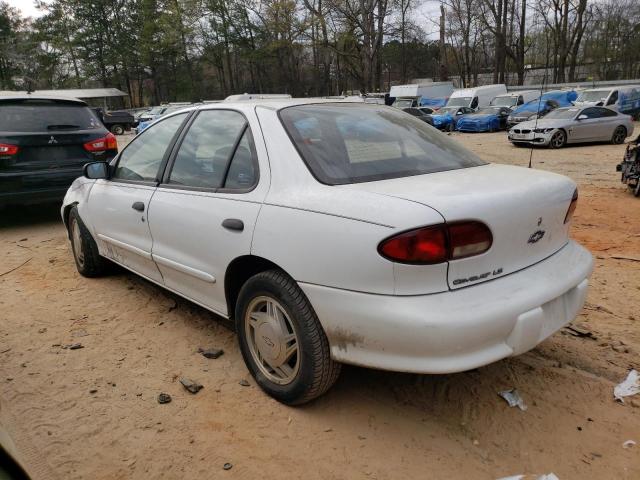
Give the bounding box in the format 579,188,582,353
614,129,624,143
245,296,299,385
551,132,564,147
71,218,85,267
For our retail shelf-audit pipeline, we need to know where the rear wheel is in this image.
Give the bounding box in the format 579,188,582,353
634,181,640,197
110,124,125,135
68,207,108,277
611,126,627,145
235,269,340,405
549,130,566,149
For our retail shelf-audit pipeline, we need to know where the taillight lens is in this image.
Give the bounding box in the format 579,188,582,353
378,221,492,264
84,133,118,152
564,189,578,224
0,143,19,155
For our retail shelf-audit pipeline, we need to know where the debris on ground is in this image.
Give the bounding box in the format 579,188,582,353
179,378,203,394
89,389,97,394
157,393,172,404
563,325,596,340
622,440,636,449
498,389,527,411
223,463,233,470
613,369,639,402
198,347,224,359
239,379,250,387
61,343,84,350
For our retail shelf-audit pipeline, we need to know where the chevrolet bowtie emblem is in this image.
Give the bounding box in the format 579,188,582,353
528,230,545,244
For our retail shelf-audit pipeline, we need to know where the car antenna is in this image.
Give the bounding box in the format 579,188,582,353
528,73,547,169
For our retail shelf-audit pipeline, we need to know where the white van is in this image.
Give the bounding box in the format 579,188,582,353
573,86,640,117
390,82,454,109
490,90,539,108
446,84,507,110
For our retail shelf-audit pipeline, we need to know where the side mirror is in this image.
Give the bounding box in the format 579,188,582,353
577,114,588,121
83,161,109,179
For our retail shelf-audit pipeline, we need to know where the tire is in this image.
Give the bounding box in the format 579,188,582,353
235,269,341,405
110,124,125,135
611,126,627,145
634,181,640,197
549,130,566,149
68,207,108,277
447,122,454,132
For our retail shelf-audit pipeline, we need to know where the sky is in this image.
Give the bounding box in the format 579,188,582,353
5,0,45,18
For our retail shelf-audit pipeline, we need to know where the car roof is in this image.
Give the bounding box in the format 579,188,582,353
165,98,386,113
0,93,86,105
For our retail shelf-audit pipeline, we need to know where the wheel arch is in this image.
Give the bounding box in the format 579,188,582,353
62,201,79,237
225,255,294,320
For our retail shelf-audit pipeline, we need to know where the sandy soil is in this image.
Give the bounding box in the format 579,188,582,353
1,130,639,480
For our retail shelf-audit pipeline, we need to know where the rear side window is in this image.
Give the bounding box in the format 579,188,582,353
279,104,486,185
0,100,102,132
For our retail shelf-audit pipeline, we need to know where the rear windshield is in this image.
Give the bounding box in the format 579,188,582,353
0,101,102,132
279,104,486,185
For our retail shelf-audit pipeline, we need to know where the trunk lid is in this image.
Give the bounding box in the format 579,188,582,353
340,164,576,289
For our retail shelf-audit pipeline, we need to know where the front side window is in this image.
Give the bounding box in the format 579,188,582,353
607,91,618,105
113,113,188,182
280,104,486,185
168,110,256,190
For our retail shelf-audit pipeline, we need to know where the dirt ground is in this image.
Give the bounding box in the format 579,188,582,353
1,129,639,480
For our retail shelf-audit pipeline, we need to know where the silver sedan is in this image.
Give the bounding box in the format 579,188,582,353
508,106,634,148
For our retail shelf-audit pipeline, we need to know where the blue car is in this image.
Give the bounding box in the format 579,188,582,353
507,90,578,128
456,106,512,132
134,104,194,134
428,106,475,131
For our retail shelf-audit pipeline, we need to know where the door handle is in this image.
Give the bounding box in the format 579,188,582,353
222,218,244,231
132,201,145,212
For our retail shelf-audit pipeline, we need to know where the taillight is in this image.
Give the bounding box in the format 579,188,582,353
564,189,578,224
0,143,19,155
378,221,492,264
84,133,118,152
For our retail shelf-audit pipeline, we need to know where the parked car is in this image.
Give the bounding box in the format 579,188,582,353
92,108,135,135
402,107,435,125
508,106,634,148
507,90,578,128
445,84,507,110
390,82,454,109
455,106,512,132
136,103,191,123
62,100,593,405
0,425,31,480
0,95,118,207
428,106,475,131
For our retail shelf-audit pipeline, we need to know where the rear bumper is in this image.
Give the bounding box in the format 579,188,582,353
0,169,82,206
300,240,593,374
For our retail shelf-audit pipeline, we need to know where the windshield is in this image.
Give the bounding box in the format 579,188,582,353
446,97,471,107
393,98,414,108
0,101,102,132
148,107,165,115
279,104,486,185
490,96,517,107
543,107,580,119
576,91,608,102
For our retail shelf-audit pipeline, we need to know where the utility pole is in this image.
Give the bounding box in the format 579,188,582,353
439,4,448,81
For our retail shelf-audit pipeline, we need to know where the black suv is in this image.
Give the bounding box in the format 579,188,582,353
0,95,118,207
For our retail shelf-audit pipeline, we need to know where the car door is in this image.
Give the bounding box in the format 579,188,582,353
595,107,619,140
146,108,268,316
570,107,601,142
88,112,190,283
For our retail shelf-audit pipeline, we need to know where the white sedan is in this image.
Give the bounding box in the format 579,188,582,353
508,106,634,148
62,99,593,404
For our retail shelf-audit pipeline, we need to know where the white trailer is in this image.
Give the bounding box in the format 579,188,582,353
446,84,507,110
490,90,539,108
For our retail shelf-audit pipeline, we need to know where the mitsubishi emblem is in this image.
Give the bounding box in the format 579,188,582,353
48,136,58,144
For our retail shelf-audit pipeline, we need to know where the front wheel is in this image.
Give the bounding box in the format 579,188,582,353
68,207,108,277
611,126,627,145
634,181,640,197
549,130,566,149
235,270,341,405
